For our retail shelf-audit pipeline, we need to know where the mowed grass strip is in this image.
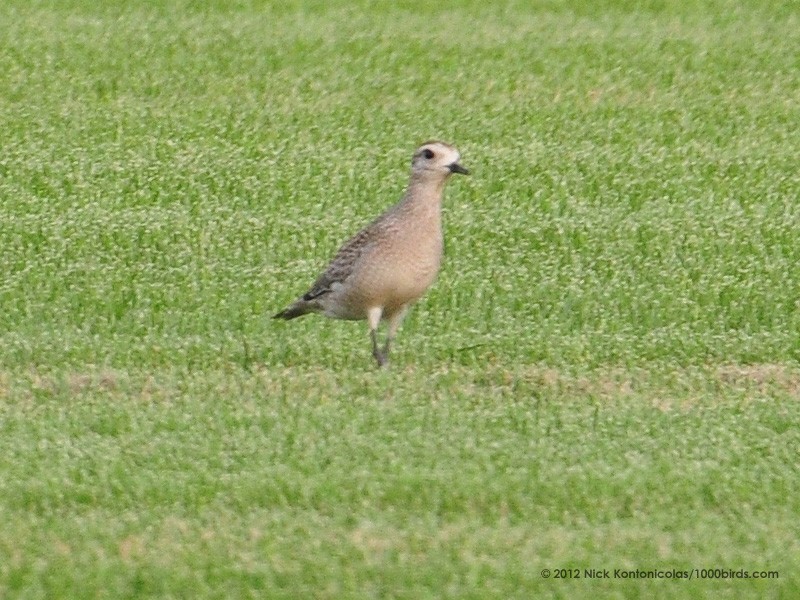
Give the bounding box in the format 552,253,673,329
1,0,798,368
0,365,798,598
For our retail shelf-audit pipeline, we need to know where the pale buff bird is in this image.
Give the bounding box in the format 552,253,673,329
273,140,469,367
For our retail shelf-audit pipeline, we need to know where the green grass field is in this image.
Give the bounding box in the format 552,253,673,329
1,0,799,597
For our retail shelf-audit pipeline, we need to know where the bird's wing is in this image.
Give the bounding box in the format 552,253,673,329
302,225,377,301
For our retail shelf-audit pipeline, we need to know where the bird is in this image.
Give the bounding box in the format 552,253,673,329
273,140,469,367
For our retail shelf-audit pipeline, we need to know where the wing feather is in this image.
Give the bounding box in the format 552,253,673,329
302,226,376,300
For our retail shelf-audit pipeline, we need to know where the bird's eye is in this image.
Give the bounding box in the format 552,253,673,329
422,149,434,159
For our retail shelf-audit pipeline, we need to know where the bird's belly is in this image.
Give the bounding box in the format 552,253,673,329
353,252,441,310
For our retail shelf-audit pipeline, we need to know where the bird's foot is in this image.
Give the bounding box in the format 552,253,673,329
373,348,389,368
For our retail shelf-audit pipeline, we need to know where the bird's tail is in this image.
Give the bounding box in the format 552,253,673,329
273,301,312,320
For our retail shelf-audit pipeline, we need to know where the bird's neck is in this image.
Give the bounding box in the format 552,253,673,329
401,175,449,212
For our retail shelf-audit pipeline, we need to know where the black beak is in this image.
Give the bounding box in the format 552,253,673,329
448,162,470,175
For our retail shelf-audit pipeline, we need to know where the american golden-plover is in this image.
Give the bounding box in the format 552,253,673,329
273,140,469,367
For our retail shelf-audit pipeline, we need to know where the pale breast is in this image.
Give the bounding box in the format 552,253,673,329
348,228,443,311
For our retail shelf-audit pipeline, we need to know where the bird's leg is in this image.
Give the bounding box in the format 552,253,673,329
371,329,388,367
367,307,387,368
381,306,409,365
